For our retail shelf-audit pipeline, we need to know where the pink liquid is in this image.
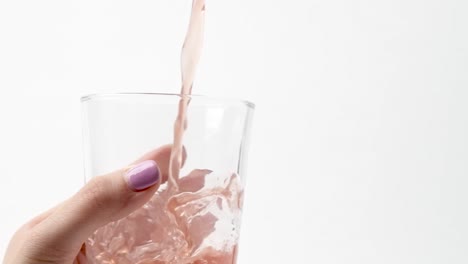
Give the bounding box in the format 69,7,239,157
86,170,243,263
85,1,243,263
168,0,206,192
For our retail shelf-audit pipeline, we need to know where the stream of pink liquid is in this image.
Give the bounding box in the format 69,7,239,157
85,1,244,263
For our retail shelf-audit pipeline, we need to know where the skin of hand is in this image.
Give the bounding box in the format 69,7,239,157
3,145,181,264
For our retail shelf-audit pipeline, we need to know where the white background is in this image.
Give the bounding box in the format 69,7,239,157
1,0,468,263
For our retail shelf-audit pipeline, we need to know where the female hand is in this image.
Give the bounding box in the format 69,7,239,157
3,145,174,264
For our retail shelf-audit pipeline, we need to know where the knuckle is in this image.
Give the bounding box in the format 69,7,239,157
81,176,114,213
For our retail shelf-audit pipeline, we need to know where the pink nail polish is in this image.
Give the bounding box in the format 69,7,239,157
125,160,160,191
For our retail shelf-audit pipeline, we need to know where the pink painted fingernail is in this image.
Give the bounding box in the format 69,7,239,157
125,160,160,192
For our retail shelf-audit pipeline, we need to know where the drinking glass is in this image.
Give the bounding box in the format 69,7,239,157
81,93,254,263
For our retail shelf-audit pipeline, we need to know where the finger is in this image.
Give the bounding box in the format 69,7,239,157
24,145,186,229
20,146,168,233
26,145,174,261
24,202,64,228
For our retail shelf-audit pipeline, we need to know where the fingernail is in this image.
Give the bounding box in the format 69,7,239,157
125,160,160,192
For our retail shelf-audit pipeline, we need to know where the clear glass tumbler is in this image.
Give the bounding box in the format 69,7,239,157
81,93,254,263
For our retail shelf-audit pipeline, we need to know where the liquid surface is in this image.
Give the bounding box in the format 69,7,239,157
86,171,243,263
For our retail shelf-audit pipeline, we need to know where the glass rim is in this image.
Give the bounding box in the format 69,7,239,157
81,93,255,109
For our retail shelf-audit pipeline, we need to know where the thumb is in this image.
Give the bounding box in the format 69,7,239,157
25,149,169,261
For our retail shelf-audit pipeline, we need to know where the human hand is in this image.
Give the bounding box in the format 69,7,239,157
3,145,174,264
